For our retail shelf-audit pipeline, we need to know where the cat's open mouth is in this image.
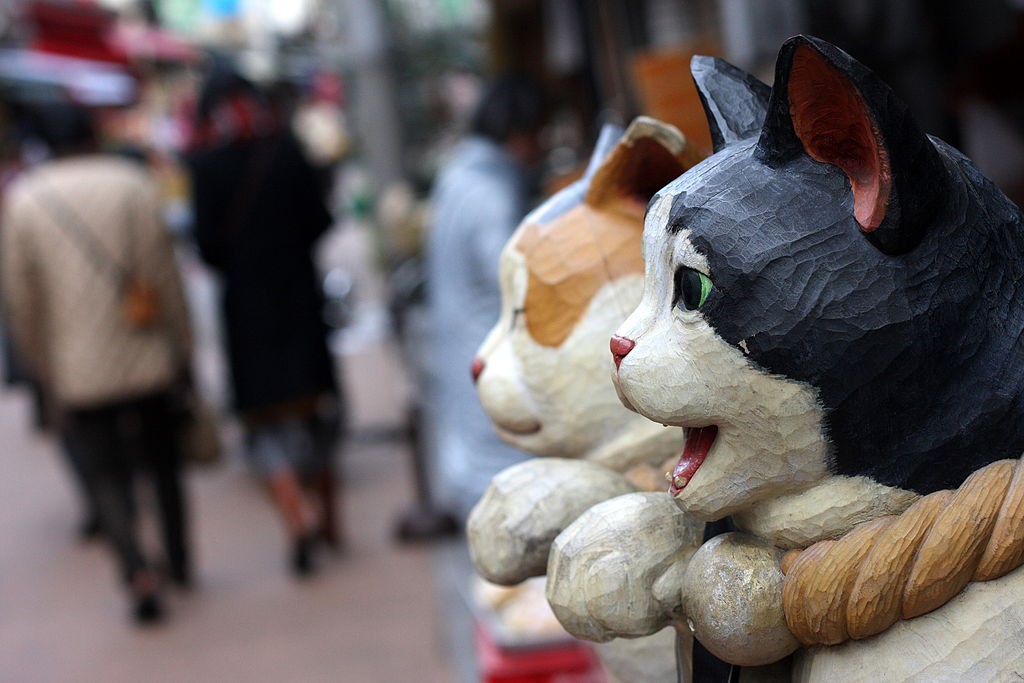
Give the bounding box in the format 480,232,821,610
669,426,718,496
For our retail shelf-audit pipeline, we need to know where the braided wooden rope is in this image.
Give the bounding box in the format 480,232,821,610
781,457,1024,646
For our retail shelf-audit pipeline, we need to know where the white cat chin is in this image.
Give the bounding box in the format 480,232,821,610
477,379,543,440
612,266,831,520
479,271,664,465
669,427,830,521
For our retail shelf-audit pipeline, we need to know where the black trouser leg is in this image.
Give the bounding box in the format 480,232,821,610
60,431,101,527
69,405,146,584
138,393,189,582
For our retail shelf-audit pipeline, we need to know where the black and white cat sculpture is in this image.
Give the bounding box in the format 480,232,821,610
547,35,1024,679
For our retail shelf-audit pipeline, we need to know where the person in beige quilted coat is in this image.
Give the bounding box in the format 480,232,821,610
1,103,193,625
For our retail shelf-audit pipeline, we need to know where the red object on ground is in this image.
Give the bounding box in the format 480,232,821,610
474,622,608,683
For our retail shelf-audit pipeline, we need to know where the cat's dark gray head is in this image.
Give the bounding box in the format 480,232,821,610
611,36,1024,522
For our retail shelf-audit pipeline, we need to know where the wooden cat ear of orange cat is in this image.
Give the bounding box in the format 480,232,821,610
583,116,704,215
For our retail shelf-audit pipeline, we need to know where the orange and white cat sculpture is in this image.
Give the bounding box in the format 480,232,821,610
467,117,706,682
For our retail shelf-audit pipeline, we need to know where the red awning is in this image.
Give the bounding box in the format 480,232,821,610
27,0,128,65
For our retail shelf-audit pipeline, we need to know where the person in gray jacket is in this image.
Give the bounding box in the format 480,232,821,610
425,76,547,519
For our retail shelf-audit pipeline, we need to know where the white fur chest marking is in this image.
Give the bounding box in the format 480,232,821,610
732,475,920,549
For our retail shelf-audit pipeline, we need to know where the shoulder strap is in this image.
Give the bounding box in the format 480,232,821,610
31,180,129,287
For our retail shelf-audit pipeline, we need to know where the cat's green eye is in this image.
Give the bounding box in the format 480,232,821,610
674,266,713,311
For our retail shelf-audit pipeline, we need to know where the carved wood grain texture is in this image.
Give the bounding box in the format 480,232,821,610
467,458,635,586
546,492,704,642
846,490,950,639
902,460,1014,618
792,568,1024,682
516,117,697,348
783,518,891,644
782,457,1024,646
975,455,1024,580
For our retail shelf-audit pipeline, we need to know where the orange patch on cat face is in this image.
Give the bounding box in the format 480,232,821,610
515,200,645,347
511,120,699,347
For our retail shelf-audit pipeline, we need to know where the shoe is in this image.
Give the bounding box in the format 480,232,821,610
169,565,193,591
129,570,164,625
133,593,164,625
78,515,102,541
317,524,342,551
290,533,317,578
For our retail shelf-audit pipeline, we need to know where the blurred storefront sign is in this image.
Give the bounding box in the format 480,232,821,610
155,0,202,34
390,0,487,31
203,0,240,19
109,22,199,63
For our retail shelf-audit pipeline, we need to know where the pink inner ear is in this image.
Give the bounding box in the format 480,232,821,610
788,44,892,232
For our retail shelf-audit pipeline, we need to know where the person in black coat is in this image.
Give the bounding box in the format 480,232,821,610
186,68,341,577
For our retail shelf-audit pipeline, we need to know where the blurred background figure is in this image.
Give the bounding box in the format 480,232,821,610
185,66,343,578
1,101,193,625
291,69,351,193
0,94,105,543
425,75,547,521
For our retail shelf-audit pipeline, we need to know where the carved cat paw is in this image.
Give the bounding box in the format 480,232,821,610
546,492,703,641
467,458,635,585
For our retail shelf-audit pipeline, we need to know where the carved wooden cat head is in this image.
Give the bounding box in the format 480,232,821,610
474,117,701,469
612,36,1024,524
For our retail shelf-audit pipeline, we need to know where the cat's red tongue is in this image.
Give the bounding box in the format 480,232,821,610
669,426,718,496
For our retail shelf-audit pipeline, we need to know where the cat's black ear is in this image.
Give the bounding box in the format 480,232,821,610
756,35,949,254
690,55,771,153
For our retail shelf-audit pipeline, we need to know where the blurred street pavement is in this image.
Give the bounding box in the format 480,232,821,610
0,222,464,682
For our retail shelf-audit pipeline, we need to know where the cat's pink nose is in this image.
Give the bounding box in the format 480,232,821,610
471,357,485,384
610,335,635,369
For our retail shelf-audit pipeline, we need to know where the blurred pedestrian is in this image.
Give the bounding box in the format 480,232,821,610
425,75,547,519
0,102,194,624
185,68,342,578
0,98,101,539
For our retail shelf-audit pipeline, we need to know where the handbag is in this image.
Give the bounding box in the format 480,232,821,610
179,391,224,466
121,277,161,329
